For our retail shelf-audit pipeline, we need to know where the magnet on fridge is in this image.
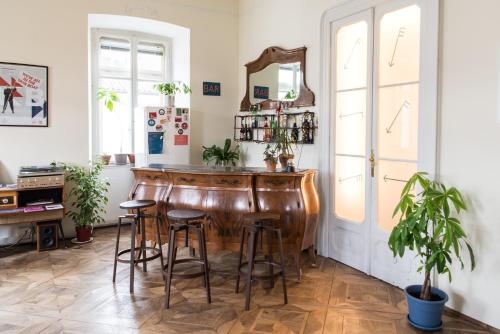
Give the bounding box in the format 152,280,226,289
159,109,165,115
175,117,182,122
156,124,163,131
174,134,188,145
175,123,180,129
178,129,184,135
181,122,188,130
176,108,182,116
149,112,157,119
167,108,173,114
160,119,167,125
148,119,156,126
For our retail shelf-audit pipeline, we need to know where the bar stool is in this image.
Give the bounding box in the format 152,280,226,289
112,200,165,293
235,212,287,311
164,209,211,309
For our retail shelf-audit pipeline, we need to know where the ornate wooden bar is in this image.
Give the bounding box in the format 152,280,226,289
129,164,320,278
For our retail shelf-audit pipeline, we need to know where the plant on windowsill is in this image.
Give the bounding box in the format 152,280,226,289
202,138,240,167
388,172,475,331
263,144,278,172
154,81,191,107
97,88,129,165
61,160,110,243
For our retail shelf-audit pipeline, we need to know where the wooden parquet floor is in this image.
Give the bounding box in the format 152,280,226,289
0,226,496,334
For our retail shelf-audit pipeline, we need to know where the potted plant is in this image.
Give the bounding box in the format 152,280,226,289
389,172,475,331
97,88,128,165
154,81,191,107
202,138,240,167
100,153,111,165
275,129,294,169
263,144,278,172
63,161,110,243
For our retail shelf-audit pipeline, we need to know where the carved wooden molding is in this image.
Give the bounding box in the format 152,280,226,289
240,46,315,111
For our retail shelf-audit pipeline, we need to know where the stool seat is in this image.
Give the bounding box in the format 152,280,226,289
120,200,156,210
243,212,280,223
167,209,206,221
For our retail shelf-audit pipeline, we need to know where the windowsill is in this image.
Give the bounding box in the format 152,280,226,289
103,163,135,169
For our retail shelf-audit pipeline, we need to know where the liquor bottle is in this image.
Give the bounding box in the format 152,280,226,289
291,121,299,143
240,119,245,141
263,117,272,142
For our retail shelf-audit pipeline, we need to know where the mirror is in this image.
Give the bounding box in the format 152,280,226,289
240,47,315,111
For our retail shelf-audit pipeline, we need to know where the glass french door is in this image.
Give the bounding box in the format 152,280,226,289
329,0,437,288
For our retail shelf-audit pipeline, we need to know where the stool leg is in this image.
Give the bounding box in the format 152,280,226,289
156,216,165,281
245,228,258,311
266,227,274,288
276,229,288,305
199,224,211,304
113,217,122,283
165,226,177,309
130,216,137,293
140,211,147,273
235,226,246,294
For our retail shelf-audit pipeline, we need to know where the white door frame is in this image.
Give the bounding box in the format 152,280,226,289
318,0,439,280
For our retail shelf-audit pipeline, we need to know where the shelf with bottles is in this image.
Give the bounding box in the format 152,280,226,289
233,111,316,144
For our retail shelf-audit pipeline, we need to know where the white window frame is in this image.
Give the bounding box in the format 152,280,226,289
90,28,172,157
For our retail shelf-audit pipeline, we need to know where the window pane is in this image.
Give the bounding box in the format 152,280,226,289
334,155,365,223
376,160,416,232
99,78,132,154
336,21,368,90
138,42,164,81
138,81,162,107
335,89,366,156
379,5,420,85
99,37,131,78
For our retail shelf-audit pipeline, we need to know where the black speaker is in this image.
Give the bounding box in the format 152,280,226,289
36,221,59,251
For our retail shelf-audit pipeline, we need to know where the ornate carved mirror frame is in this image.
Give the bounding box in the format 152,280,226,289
240,46,315,111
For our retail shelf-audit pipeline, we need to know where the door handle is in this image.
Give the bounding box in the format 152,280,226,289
369,150,375,178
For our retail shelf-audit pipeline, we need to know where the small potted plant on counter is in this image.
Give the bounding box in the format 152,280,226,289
63,160,110,243
263,144,278,172
154,81,191,107
275,129,294,169
388,172,475,331
97,88,128,165
202,138,240,167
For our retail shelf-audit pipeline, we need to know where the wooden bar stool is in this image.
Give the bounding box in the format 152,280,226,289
163,209,211,309
112,200,165,293
235,212,287,311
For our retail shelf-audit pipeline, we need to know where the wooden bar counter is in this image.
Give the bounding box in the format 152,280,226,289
129,164,320,278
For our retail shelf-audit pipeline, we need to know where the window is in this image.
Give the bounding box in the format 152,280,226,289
92,29,170,156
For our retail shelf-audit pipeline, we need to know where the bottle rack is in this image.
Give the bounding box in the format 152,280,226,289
234,111,316,144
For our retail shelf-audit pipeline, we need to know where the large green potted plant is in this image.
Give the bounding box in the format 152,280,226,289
154,81,191,107
202,138,240,167
63,161,110,243
389,172,475,331
263,144,278,172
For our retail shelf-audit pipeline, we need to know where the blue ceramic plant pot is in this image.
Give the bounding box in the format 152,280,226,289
405,285,449,331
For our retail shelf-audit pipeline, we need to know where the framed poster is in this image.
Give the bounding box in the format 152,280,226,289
0,62,48,127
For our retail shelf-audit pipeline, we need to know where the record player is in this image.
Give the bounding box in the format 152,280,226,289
17,165,65,189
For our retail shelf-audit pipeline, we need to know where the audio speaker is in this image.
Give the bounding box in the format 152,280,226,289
36,221,59,251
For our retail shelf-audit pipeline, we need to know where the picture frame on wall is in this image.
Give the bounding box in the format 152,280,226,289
0,62,48,127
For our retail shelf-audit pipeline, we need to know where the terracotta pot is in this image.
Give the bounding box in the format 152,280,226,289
127,154,136,164
279,154,294,169
101,154,111,165
265,160,277,172
76,226,93,242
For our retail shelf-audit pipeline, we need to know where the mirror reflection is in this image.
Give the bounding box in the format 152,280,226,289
249,62,301,105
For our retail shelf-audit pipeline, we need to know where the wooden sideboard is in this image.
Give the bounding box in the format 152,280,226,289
129,164,320,279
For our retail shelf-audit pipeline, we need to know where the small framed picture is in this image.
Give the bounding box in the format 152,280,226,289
0,62,48,127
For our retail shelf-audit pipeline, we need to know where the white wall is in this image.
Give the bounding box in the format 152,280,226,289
238,0,500,329
0,0,239,239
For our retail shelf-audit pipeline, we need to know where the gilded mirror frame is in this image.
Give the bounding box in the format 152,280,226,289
240,46,315,111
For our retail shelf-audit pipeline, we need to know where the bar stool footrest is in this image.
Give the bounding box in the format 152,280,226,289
163,257,210,279
238,260,283,280
117,247,162,264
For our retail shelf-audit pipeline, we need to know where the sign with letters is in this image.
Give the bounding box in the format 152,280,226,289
203,82,221,96
253,86,269,100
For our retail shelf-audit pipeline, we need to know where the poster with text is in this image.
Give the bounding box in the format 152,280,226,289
0,62,48,127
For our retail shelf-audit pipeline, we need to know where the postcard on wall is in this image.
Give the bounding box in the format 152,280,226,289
0,62,48,127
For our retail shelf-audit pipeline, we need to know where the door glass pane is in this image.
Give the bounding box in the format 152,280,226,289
379,5,420,85
376,160,416,232
336,90,366,156
99,38,131,79
336,21,368,90
377,84,418,160
137,42,164,81
335,156,365,223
